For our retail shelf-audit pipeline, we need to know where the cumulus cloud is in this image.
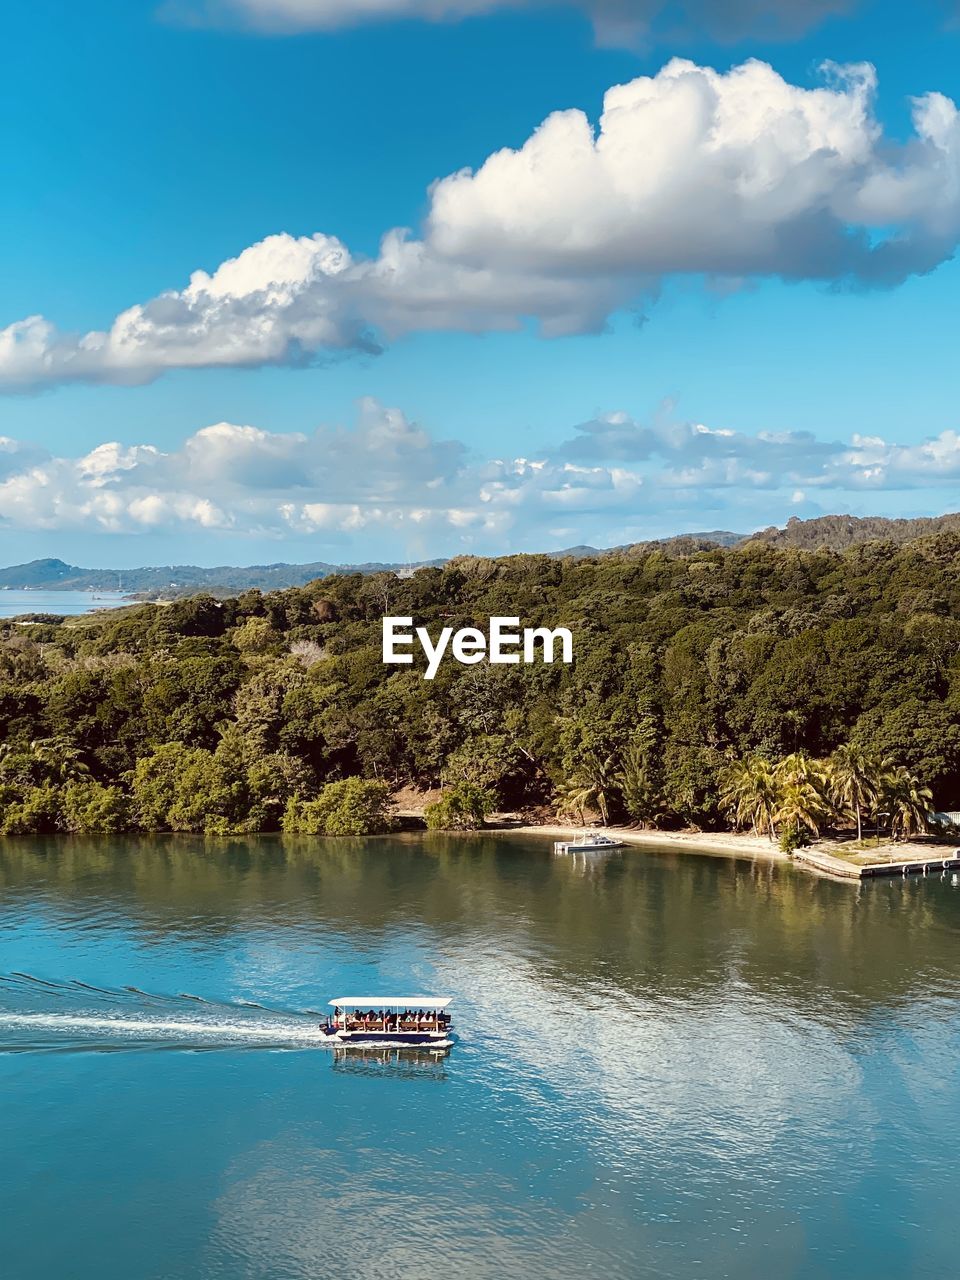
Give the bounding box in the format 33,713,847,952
3,401,960,552
3,57,960,393
169,0,858,45
427,61,960,283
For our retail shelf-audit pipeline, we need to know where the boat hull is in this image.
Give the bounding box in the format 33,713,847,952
554,840,624,853
320,1029,452,1048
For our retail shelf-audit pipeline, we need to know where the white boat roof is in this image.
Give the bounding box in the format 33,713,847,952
329,996,452,1009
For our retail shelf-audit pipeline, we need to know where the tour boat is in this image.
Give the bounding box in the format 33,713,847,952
319,997,453,1048
553,832,625,855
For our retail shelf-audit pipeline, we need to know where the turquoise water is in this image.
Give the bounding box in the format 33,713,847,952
0,589,129,618
2,834,960,1279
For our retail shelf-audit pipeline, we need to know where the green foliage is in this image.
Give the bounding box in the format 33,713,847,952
720,754,778,837
778,826,807,855
62,780,130,833
1,782,63,834
230,616,281,656
616,724,664,827
1,534,959,835
443,734,526,805
283,778,393,836
424,783,495,831
721,743,932,845
556,748,619,825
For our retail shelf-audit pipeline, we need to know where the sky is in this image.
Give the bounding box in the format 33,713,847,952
1,0,960,568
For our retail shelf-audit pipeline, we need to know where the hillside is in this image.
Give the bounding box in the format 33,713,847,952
747,513,960,551
2,532,960,837
0,533,744,595
3,515,958,599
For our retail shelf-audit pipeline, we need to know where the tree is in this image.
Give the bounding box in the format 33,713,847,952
1,783,63,835
828,744,881,843
130,742,245,834
880,765,933,841
659,744,726,830
772,752,831,848
772,781,829,849
443,734,524,803
230,616,281,656
62,780,130,833
556,748,619,825
424,783,495,831
720,754,778,838
616,724,663,827
283,778,393,836
28,737,90,783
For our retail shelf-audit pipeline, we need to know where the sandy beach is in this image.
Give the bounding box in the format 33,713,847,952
499,822,789,861
491,821,953,875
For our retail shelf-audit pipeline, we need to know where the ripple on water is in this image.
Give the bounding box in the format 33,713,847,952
2,835,960,1280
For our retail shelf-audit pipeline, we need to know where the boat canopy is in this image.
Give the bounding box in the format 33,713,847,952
328,996,451,1010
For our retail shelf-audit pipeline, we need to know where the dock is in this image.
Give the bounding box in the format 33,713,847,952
794,848,960,881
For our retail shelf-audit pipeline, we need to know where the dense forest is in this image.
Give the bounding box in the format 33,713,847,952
746,512,960,551
2,533,960,841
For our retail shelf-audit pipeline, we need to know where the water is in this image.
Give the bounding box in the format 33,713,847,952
0,589,130,618
1,834,959,1279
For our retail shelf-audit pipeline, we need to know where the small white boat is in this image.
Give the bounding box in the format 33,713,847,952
319,997,453,1049
553,832,625,855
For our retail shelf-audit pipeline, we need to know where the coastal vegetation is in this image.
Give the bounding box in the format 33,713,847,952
2,532,960,836
720,748,932,852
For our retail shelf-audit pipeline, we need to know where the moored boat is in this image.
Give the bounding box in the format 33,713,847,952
319,997,453,1048
553,832,625,855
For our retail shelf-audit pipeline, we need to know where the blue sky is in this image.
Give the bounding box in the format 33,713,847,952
2,0,960,566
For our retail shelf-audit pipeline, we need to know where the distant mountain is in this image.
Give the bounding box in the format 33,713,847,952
545,544,602,559
3,517,956,597
745,513,960,551
0,539,743,594
549,531,744,559
0,557,445,595
600,531,745,559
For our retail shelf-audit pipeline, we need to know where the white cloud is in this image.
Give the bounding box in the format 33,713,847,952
3,402,960,552
426,60,960,283
3,59,959,393
169,0,858,45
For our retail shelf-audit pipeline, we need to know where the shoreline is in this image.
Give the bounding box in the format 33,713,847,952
487,821,955,877
497,822,789,862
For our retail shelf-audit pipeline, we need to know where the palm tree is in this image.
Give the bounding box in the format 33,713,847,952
720,754,778,838
773,779,831,845
880,765,933,841
29,737,90,783
775,751,827,790
556,748,618,825
828,744,881,842
772,752,831,846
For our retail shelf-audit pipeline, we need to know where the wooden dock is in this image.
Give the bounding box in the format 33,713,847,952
794,848,960,881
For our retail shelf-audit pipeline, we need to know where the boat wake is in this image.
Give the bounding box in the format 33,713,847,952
0,973,327,1054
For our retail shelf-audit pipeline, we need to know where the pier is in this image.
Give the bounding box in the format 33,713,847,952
794,848,960,881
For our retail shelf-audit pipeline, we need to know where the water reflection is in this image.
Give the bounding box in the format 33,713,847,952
2,834,960,1278
331,1045,449,1077
2,832,960,1024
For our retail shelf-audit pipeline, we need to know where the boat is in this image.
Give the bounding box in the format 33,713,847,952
553,832,625,855
319,997,453,1048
